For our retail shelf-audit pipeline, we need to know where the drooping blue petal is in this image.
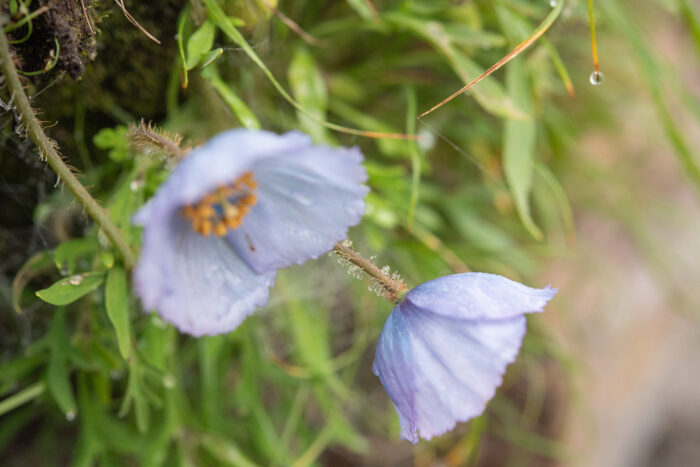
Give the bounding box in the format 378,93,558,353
226,144,368,273
372,273,556,443
133,215,275,337
404,272,556,320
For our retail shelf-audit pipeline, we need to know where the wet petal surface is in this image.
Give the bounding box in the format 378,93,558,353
134,216,275,337
227,145,368,273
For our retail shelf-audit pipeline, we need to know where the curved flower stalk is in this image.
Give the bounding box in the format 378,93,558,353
372,272,556,443
133,129,368,336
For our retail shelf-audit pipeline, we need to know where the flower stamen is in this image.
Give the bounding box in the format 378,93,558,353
183,172,258,237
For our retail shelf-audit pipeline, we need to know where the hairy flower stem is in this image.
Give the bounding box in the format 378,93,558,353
333,241,408,303
0,29,137,267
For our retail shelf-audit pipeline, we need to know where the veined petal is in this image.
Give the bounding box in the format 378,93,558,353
133,129,311,224
405,272,556,321
133,215,275,337
373,303,527,443
372,273,556,443
227,145,368,273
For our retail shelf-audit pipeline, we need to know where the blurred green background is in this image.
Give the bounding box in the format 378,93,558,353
1,0,700,465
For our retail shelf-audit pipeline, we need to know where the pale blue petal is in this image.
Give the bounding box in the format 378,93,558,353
372,273,556,443
405,272,556,321
372,308,419,442
226,145,368,273
133,129,311,225
133,215,275,337
373,303,527,443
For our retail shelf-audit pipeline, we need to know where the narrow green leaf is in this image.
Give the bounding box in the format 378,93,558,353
36,271,105,306
201,47,223,69
47,309,77,417
404,86,421,230
535,163,574,240
186,20,216,70
177,7,190,88
200,433,257,467
384,12,527,120
203,0,389,139
201,65,261,129
679,0,700,60
497,6,542,240
0,382,46,417
345,0,375,22
288,47,330,143
199,336,226,428
119,361,150,433
105,266,132,360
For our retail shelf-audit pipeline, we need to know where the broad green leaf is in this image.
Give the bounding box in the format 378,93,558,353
201,65,261,129
12,250,53,314
105,266,132,360
288,47,331,143
185,20,216,70
47,309,77,417
36,272,105,306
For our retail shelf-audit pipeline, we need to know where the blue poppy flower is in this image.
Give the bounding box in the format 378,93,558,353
372,272,556,443
133,129,368,336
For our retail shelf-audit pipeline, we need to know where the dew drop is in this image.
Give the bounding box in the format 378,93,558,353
68,274,83,285
417,129,436,151
129,179,143,192
589,70,604,85
163,374,176,388
66,411,76,421
292,192,313,206
549,0,556,6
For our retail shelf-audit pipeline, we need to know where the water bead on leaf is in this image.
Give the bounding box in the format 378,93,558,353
133,129,368,336
372,273,556,443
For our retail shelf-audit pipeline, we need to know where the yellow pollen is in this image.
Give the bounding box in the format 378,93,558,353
183,172,258,237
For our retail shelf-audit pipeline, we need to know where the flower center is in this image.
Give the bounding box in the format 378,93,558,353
183,172,258,237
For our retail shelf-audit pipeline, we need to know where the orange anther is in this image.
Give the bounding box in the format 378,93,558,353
213,222,228,237
183,171,257,236
199,220,213,236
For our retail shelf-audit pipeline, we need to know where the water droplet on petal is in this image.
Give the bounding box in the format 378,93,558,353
589,71,604,85
549,0,557,6
66,411,76,421
68,275,83,285
292,192,313,206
